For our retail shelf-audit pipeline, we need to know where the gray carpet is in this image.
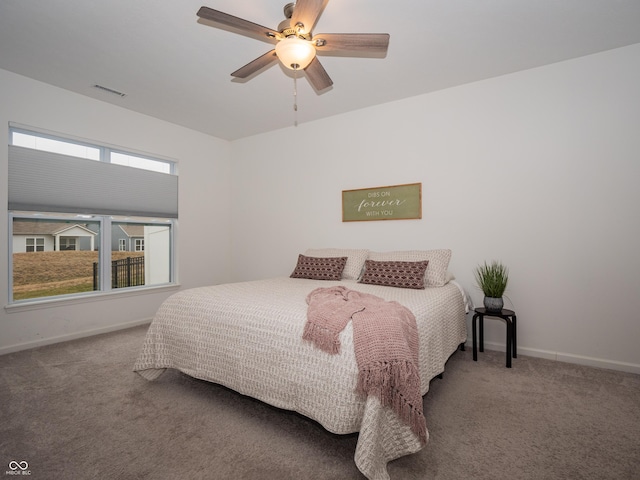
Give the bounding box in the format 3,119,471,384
1,324,639,480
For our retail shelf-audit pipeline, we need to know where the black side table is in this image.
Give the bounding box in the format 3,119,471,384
472,307,517,368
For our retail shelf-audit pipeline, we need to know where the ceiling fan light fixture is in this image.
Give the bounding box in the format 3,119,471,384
275,36,316,70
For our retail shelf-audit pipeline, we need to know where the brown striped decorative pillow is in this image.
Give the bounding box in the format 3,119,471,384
290,255,348,281
358,259,429,289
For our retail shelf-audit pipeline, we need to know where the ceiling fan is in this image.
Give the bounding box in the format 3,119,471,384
196,0,390,91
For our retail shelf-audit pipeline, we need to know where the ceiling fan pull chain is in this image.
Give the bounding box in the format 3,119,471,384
293,66,298,127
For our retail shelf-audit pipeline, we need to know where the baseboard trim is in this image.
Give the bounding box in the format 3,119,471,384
466,339,640,375
0,318,152,356
5,326,640,375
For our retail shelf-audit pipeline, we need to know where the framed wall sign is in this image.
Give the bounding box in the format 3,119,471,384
342,183,422,222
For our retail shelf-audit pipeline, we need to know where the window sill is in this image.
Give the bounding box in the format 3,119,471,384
4,283,180,313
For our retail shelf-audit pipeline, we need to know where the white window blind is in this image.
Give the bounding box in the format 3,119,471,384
8,145,178,218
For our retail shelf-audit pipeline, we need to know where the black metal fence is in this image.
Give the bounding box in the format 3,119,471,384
93,256,145,290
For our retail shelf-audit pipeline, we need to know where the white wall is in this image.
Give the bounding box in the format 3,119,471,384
0,69,233,353
230,44,640,373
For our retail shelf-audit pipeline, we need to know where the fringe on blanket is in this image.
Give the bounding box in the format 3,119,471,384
302,321,341,354
357,359,428,445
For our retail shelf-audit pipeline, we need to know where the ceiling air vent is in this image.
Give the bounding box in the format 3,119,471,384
93,84,126,97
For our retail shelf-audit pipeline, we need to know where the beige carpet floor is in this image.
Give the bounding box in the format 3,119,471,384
1,324,639,479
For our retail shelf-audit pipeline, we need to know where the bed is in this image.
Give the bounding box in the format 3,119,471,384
133,248,468,480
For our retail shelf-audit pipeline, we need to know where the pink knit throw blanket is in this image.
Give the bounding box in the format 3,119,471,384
304,286,427,444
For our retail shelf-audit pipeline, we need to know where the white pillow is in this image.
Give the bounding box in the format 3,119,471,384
304,248,369,280
367,249,452,287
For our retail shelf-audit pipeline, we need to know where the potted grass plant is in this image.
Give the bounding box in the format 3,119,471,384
474,261,509,312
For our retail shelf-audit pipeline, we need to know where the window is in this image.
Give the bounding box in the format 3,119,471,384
25,237,45,252
12,217,101,300
8,126,177,304
111,151,171,174
11,131,100,161
59,237,77,251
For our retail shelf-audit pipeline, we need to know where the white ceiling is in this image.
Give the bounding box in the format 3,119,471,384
1,0,640,141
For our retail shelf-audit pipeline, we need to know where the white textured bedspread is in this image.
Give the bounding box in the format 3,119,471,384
133,277,467,480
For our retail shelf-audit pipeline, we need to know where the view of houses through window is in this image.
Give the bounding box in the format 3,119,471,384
12,216,102,300
11,215,172,301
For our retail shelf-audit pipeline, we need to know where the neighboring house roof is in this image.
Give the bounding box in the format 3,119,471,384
12,221,97,236
119,225,144,238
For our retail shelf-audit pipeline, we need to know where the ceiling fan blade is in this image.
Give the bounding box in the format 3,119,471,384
304,57,333,91
290,0,329,35
231,50,278,78
313,33,390,56
197,6,280,43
